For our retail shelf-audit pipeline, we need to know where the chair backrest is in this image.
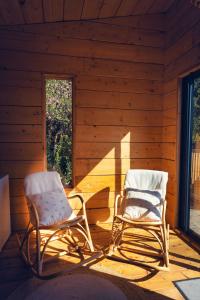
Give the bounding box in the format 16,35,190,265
123,169,168,222
24,171,75,226
124,169,168,200
24,171,64,197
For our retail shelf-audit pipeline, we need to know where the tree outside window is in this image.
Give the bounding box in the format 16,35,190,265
46,79,72,186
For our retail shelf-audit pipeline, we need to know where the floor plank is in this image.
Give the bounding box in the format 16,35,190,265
0,225,199,300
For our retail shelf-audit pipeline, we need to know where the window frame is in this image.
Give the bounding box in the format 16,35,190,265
179,69,200,243
42,74,75,188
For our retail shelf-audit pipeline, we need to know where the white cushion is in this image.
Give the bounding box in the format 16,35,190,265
28,189,76,226
125,169,168,199
24,171,63,196
123,189,163,221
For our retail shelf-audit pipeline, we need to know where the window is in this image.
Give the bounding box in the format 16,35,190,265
179,70,200,242
45,78,73,186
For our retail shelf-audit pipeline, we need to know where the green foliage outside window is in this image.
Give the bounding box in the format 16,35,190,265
46,79,72,185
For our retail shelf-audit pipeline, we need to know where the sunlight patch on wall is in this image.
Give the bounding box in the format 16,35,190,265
121,132,130,173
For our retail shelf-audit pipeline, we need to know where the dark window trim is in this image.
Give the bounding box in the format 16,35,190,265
179,69,200,243
43,74,74,188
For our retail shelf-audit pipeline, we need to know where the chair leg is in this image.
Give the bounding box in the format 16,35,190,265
35,228,43,276
167,224,170,246
16,224,36,267
19,223,102,278
162,223,170,269
108,217,124,255
83,218,94,252
114,221,125,250
107,223,170,272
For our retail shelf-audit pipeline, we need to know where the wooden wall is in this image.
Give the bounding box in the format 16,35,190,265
164,1,200,226
0,15,165,230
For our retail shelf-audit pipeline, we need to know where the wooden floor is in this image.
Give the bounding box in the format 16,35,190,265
0,224,200,300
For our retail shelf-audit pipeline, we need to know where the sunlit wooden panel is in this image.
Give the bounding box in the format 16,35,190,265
69,191,116,209
74,158,129,176
75,174,125,193
75,158,162,176
76,144,116,159
86,207,114,224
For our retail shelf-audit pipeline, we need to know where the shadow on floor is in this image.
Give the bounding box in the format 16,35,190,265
2,226,200,300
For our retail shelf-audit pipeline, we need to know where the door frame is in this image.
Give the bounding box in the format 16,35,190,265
179,69,200,242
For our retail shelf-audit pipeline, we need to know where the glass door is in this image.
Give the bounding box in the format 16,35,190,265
180,71,200,241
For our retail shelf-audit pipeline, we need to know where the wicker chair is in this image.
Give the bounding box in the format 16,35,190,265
17,171,101,278
108,169,170,271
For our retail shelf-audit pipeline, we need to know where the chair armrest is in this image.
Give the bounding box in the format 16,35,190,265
68,193,87,215
27,199,40,229
162,199,167,222
68,193,84,204
114,193,125,216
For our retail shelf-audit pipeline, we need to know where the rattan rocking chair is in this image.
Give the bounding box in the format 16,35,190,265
17,171,102,278
108,169,170,271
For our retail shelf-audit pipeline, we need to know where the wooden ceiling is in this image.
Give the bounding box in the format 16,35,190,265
0,0,177,26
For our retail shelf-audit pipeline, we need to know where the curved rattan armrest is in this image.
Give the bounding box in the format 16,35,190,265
162,199,167,222
68,193,87,216
67,193,93,251
27,198,40,229
114,193,125,216
68,193,84,204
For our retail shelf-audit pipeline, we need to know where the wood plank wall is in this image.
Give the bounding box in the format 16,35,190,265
164,1,200,226
0,15,165,230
